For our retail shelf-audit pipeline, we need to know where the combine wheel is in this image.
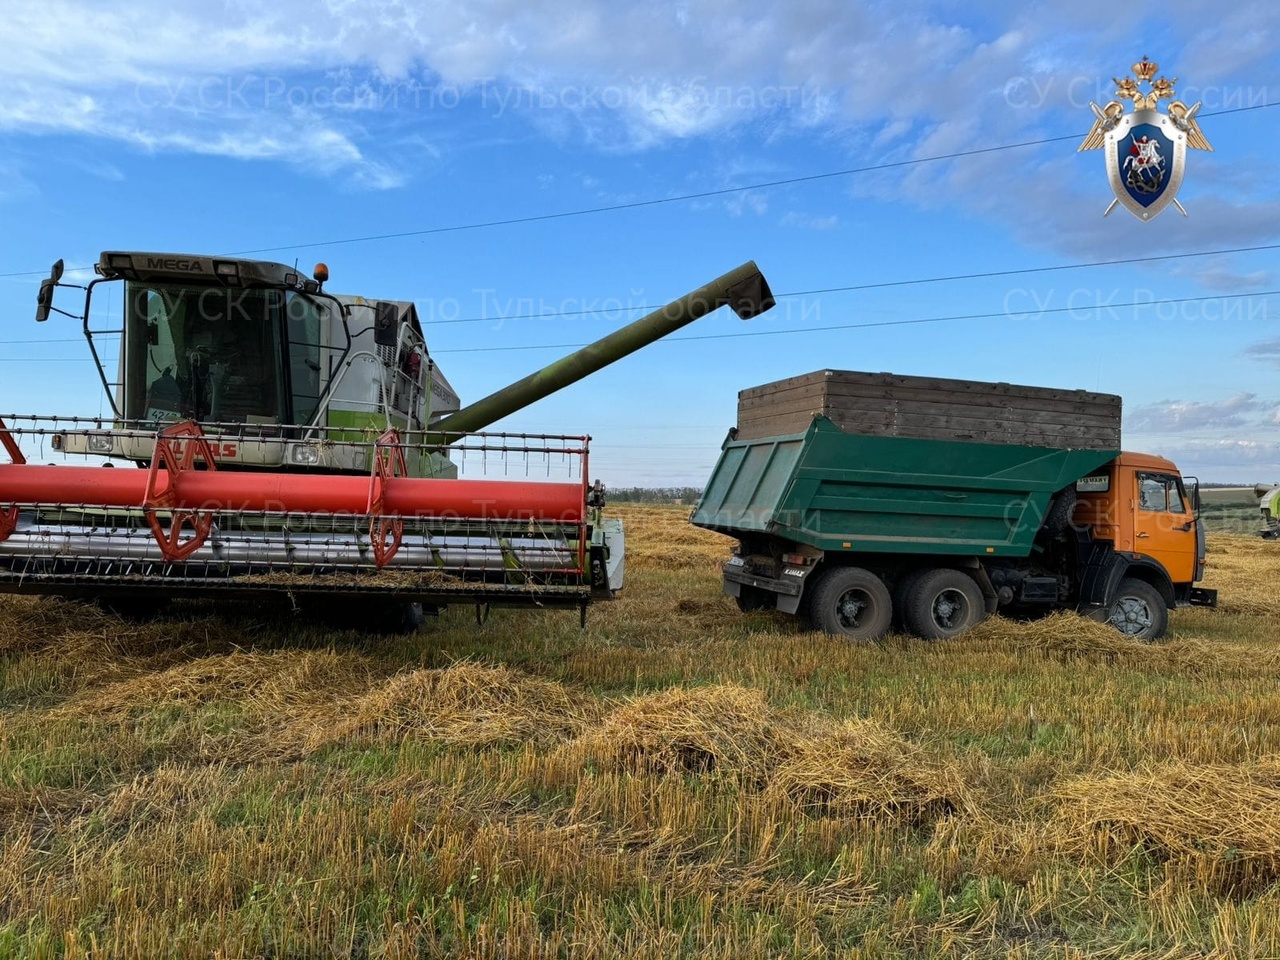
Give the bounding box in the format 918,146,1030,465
1104,578,1167,642
904,569,985,641
92,595,171,622
305,599,425,635
377,601,425,636
806,566,892,643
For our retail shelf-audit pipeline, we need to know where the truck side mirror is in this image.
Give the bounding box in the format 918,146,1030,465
34,259,64,323
374,301,398,347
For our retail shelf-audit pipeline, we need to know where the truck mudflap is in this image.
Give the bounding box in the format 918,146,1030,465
721,556,808,615
1183,586,1218,608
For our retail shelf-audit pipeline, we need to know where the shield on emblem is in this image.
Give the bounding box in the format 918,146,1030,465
1105,108,1187,220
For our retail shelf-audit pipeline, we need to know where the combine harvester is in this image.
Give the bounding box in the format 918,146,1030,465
0,252,774,630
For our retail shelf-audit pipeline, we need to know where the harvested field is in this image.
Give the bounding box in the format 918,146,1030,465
1,503,1280,956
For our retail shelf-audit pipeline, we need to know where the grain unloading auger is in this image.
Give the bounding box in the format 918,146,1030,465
1,253,774,628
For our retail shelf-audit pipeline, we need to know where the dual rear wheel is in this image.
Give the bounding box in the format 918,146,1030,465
806,566,1172,644
807,565,986,643
902,568,986,641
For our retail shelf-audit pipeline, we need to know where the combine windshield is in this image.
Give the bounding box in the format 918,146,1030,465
122,282,325,427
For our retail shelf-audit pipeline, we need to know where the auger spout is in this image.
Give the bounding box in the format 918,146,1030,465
428,261,774,438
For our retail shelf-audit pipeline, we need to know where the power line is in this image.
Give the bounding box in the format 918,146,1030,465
3,242,1275,348
2,98,1273,280
0,338,82,345
4,290,1274,360
410,289,1280,353
0,131,1071,278
429,242,1280,324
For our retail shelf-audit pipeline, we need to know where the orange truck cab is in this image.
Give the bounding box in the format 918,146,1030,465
1073,451,1216,631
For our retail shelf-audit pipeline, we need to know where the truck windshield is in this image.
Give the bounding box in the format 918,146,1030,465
122,282,324,427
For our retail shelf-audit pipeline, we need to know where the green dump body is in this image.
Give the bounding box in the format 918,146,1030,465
690,418,1119,557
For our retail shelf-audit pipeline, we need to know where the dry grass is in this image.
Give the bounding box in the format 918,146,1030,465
310,661,601,749
236,569,463,588
1050,760,1280,895
767,718,971,823
617,504,731,569
2,503,1280,957
566,684,792,779
1201,535,1280,616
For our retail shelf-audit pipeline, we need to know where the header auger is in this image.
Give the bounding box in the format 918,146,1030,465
3,252,774,630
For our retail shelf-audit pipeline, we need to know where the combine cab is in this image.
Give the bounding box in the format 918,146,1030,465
2,252,774,628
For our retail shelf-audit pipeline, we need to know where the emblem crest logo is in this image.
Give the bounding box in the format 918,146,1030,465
1078,56,1213,220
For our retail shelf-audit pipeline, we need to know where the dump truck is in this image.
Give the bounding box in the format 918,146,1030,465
690,370,1217,642
0,251,774,630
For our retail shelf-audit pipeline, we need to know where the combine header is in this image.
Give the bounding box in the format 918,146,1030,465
2,252,774,628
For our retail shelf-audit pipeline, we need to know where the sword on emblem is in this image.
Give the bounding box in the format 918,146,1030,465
1078,56,1212,221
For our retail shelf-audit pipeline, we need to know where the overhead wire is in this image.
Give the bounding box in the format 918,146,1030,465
430,289,1280,353
0,98,1272,280
5,288,1275,361
1,241,1276,349
427,242,1280,324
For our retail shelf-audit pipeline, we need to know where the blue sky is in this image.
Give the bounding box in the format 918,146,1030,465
1,1,1277,485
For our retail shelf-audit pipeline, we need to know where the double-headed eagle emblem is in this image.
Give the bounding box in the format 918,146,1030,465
1078,56,1212,220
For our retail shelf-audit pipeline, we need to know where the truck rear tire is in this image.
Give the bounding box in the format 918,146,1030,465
1105,578,1167,641
891,569,924,630
807,566,892,643
734,585,771,613
904,568,985,641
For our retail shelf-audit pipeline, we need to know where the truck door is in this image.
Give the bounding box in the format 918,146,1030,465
1134,472,1196,584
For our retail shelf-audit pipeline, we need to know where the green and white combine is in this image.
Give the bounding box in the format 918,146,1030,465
1,252,774,630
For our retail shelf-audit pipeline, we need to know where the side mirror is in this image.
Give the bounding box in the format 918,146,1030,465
374,301,398,347
1185,476,1202,515
34,259,64,323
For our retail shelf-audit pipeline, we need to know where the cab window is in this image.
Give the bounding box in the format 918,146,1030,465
1137,473,1186,514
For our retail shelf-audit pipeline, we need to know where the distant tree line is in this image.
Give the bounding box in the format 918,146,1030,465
606,486,704,504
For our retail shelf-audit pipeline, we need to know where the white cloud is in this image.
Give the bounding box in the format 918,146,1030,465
725,191,768,217
781,211,839,230
1,0,1278,227
1126,393,1265,432
1143,438,1280,471
1172,256,1275,292
0,163,38,204
1244,337,1280,367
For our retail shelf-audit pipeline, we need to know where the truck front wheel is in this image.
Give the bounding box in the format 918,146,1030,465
904,568,986,640
807,566,892,642
1105,578,1168,641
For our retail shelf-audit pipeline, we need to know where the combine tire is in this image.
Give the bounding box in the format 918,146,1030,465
304,598,425,635
807,566,891,643
903,568,985,641
1105,578,1167,641
92,595,171,622
371,601,426,636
